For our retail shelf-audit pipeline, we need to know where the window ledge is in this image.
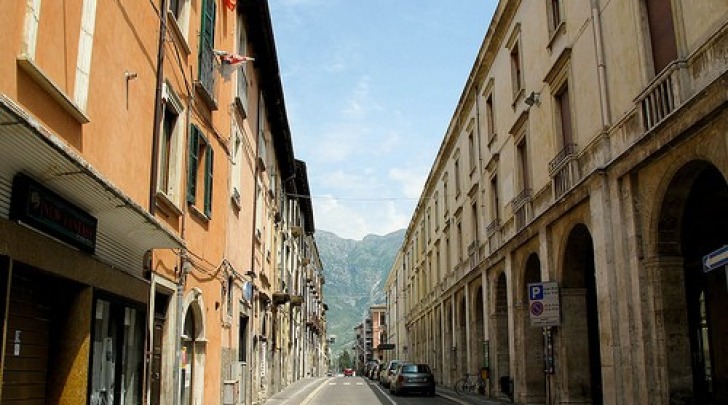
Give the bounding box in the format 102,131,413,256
511,88,525,109
189,203,211,222
156,190,183,216
17,55,90,124
547,21,566,52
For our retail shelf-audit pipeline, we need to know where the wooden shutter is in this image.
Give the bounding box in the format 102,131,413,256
187,126,200,204
204,146,214,217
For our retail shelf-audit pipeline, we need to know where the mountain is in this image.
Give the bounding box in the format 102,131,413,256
316,229,405,355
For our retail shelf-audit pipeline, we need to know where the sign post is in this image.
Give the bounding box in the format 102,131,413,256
703,245,728,292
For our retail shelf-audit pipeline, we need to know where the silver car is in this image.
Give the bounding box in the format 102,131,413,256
379,360,403,388
389,363,436,396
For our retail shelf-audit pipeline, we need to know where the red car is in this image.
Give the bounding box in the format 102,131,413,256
343,368,354,377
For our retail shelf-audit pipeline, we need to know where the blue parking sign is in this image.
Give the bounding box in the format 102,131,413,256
529,284,544,300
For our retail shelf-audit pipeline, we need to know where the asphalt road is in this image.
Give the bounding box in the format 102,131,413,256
265,375,458,405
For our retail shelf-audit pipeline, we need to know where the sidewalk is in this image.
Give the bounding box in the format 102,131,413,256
262,377,329,405
436,385,514,405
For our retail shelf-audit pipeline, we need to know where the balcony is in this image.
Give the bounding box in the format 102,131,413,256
549,143,579,200
511,188,532,231
485,218,501,255
467,240,479,271
636,61,686,132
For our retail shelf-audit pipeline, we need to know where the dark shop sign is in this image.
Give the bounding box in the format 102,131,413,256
10,173,97,254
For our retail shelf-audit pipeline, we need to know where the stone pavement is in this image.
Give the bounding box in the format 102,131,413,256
262,376,515,405
436,385,514,405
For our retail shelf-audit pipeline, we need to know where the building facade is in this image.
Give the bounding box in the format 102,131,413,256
0,1,326,404
386,1,728,404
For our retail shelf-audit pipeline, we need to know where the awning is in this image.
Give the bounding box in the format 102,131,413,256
0,94,184,275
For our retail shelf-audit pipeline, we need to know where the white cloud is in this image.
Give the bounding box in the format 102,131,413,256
313,196,413,240
388,166,428,199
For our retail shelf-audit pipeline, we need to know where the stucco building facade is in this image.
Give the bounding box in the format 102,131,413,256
386,1,728,404
0,0,326,404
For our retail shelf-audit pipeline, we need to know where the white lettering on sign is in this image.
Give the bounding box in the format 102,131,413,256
527,282,560,327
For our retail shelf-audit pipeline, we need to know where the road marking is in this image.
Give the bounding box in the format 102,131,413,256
372,383,397,405
300,378,330,405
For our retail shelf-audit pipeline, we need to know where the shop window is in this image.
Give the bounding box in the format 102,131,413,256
89,298,144,405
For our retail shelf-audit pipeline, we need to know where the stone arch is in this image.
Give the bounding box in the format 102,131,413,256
654,160,728,403
558,223,602,405
179,288,207,405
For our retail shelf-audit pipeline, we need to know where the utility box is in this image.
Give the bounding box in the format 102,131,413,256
223,380,239,405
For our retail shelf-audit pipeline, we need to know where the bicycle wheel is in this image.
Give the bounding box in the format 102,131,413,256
454,378,468,395
476,378,486,394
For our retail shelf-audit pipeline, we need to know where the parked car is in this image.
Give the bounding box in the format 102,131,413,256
370,364,380,380
343,368,354,377
364,360,379,379
389,363,435,396
379,360,403,388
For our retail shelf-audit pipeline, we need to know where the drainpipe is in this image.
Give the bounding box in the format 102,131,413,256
149,0,168,215
173,258,190,405
591,0,611,129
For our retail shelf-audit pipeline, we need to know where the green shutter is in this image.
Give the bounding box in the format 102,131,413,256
204,146,214,218
187,126,200,204
199,0,216,63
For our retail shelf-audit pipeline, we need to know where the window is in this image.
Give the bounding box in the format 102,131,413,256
510,42,523,98
90,298,145,405
485,91,496,145
443,177,449,214
427,208,432,242
556,84,573,148
547,0,563,33
468,130,477,174
434,192,440,230
158,83,184,205
197,0,217,106
490,174,499,222
644,0,677,74
168,0,192,49
471,201,479,243
187,125,214,218
516,135,530,193
454,157,462,196
236,11,249,114
507,24,524,102
457,220,463,261
170,0,182,19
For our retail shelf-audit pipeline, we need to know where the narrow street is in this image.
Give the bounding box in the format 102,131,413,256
264,375,508,405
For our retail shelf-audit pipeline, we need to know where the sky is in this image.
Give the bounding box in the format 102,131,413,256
268,1,498,240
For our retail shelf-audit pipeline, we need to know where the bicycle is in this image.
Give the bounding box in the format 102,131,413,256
454,372,486,395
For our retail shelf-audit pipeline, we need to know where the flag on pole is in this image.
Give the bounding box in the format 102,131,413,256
214,49,255,66
214,50,255,81
224,0,236,11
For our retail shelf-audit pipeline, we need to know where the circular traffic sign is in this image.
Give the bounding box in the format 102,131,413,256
530,301,544,316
